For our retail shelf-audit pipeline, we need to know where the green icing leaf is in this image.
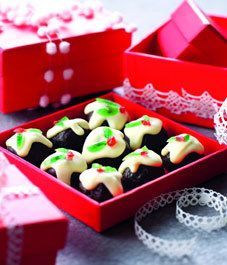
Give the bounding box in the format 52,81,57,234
103,127,113,139
184,134,190,141
55,116,69,127
141,146,149,152
96,98,118,107
105,166,117,173
97,106,119,117
16,133,25,149
56,148,69,154
87,141,107,152
167,136,176,143
92,163,103,169
44,154,65,167
28,128,42,134
123,151,140,160
125,120,141,128
143,115,150,121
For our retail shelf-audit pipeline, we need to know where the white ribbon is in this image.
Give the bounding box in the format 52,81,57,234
135,188,227,259
0,176,40,265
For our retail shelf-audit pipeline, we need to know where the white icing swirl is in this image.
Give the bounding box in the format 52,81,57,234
84,100,129,130
82,127,126,164
79,168,123,197
124,116,163,150
47,118,89,138
6,130,53,157
161,134,205,164
41,149,87,185
119,148,163,174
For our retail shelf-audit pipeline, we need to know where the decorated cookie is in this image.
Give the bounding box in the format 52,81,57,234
82,126,130,167
6,128,53,167
84,98,129,130
47,116,90,152
79,163,123,202
124,115,168,153
119,146,165,191
161,134,205,171
41,148,87,187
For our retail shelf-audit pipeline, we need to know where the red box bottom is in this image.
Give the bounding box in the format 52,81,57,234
0,93,226,232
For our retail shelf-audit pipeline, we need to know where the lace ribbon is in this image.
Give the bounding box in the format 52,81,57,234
123,79,223,119
135,188,227,258
214,98,227,145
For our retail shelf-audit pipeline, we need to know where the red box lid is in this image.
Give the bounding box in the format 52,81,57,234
170,0,227,65
0,153,68,263
0,1,133,113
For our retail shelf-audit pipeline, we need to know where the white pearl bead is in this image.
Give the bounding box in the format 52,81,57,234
63,68,74,80
60,10,72,22
14,16,26,26
37,26,47,37
39,95,49,108
59,41,70,54
44,70,54,83
125,23,137,33
110,12,123,24
60,94,72,105
46,42,57,55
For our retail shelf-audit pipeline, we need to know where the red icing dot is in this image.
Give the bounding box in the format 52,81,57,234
14,128,26,133
176,136,185,142
141,120,151,126
107,137,117,147
141,151,148,157
97,168,104,173
119,106,126,114
66,151,74,161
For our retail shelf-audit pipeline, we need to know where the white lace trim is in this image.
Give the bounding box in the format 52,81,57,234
123,79,223,120
0,157,40,265
214,98,227,145
135,188,227,259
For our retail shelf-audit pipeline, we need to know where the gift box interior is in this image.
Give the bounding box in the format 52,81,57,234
124,15,227,128
0,92,226,232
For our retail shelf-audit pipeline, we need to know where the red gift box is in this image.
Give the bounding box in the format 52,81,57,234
0,2,132,113
158,0,227,66
124,15,227,129
0,93,226,232
0,153,68,265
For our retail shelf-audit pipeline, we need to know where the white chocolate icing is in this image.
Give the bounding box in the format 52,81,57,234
47,118,89,139
41,149,87,185
6,129,53,157
82,127,126,164
161,134,205,164
124,116,163,150
119,147,162,174
79,167,123,197
84,99,129,130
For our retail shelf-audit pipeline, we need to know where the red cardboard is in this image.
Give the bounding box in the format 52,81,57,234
0,93,226,232
0,157,68,265
158,0,227,66
124,15,227,128
0,29,131,113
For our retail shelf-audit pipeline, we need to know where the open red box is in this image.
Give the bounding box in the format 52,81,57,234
0,92,226,232
124,15,227,129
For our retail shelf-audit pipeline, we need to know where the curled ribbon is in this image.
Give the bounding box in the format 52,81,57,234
135,188,227,259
